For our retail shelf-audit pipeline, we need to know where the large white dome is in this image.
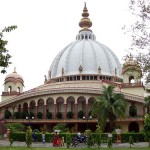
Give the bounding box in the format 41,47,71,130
49,32,121,79
48,4,122,79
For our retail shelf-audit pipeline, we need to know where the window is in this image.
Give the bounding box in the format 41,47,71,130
8,86,12,94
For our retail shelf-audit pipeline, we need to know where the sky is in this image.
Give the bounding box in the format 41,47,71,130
0,0,132,98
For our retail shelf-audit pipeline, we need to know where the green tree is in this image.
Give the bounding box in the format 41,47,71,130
123,0,150,74
145,96,150,114
144,114,150,147
92,85,127,132
0,25,17,73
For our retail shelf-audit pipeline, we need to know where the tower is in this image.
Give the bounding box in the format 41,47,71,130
1,68,24,101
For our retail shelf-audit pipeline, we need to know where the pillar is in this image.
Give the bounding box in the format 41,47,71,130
75,103,78,118
64,104,67,119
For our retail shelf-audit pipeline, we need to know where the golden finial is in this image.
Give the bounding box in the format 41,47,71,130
79,3,92,32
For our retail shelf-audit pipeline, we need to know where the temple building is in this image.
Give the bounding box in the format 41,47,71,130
0,4,146,133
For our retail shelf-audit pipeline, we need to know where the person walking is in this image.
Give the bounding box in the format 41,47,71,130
42,132,45,143
53,132,59,146
32,131,37,143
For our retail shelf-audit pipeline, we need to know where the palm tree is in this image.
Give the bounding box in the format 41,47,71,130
92,85,127,132
145,96,150,114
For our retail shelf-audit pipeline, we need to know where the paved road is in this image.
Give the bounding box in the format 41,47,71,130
0,140,149,148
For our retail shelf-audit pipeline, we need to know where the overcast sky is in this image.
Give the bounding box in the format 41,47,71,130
0,0,132,97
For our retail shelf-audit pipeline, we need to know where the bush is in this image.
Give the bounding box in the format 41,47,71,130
53,123,69,133
56,112,62,119
29,112,34,118
4,110,12,119
13,112,20,119
66,131,71,148
6,123,25,132
78,110,84,119
20,112,28,119
46,112,52,119
37,112,43,119
67,111,74,119
26,126,32,147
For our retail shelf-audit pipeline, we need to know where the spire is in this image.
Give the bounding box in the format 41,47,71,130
13,67,16,73
79,3,92,32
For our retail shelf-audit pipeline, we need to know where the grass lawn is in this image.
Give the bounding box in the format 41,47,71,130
0,147,150,150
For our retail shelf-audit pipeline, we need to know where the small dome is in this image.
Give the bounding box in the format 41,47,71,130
5,68,24,84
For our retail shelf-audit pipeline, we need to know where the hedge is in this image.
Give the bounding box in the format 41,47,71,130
10,132,145,143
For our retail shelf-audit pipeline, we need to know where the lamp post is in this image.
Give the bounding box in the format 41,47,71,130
26,116,34,127
83,115,92,130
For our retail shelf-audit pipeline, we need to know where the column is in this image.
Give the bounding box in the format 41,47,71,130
35,106,38,119
44,105,47,119
64,104,67,119
75,103,78,118
54,104,57,119
86,103,88,117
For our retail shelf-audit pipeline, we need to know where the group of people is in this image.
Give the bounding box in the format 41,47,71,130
32,131,64,146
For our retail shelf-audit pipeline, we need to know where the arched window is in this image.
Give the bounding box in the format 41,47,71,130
8,86,12,94
129,76,134,83
17,87,20,93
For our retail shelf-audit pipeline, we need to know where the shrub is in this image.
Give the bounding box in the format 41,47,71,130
53,123,69,133
67,111,74,119
13,112,20,119
6,123,25,132
78,110,84,119
129,136,134,147
95,125,102,147
4,110,12,119
37,112,43,119
26,126,32,147
66,131,71,148
19,112,28,119
85,129,93,148
56,112,62,119
46,112,52,119
29,112,34,118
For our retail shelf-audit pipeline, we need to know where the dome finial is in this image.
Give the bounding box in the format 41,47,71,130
79,3,92,32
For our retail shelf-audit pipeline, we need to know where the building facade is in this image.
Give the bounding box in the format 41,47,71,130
0,4,146,133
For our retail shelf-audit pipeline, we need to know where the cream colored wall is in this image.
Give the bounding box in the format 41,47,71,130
116,121,144,132
121,87,144,97
4,82,23,93
123,71,141,83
